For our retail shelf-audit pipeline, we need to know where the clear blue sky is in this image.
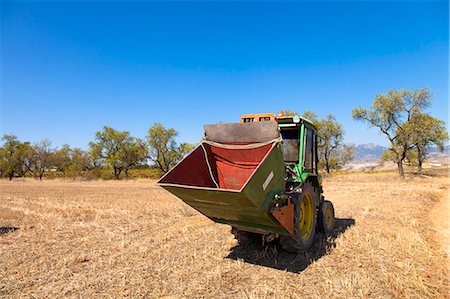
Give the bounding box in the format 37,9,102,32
1,1,448,148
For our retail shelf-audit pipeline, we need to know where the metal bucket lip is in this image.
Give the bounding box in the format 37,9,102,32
157,140,279,192
157,182,241,193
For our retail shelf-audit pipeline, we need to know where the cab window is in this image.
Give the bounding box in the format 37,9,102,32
280,127,299,163
304,128,316,173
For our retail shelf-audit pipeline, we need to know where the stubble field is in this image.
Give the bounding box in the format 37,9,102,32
1,172,449,298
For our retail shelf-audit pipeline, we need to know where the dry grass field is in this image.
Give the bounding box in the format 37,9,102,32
1,172,449,298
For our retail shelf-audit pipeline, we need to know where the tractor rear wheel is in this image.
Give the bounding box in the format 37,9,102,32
318,200,335,236
280,182,317,252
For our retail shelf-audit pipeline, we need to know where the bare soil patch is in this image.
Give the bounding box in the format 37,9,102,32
0,173,449,298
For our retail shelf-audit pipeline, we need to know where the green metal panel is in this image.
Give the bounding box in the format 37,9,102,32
286,122,306,183
289,122,316,184
242,142,286,211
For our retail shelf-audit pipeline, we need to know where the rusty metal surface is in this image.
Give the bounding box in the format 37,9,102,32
271,198,295,235
240,113,276,123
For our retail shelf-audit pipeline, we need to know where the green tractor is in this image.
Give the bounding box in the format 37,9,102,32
158,112,335,251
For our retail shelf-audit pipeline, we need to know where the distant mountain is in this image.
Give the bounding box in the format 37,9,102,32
427,145,450,154
351,144,449,163
427,145,450,164
353,143,387,162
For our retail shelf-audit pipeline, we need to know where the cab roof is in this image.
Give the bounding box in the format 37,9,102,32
276,114,317,130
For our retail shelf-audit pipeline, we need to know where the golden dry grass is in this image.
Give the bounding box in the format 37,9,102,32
0,172,449,298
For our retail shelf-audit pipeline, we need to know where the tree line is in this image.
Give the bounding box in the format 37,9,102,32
0,112,356,180
1,87,447,180
0,123,193,180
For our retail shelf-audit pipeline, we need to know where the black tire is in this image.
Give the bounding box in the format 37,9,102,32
280,182,317,252
318,200,335,236
231,227,261,245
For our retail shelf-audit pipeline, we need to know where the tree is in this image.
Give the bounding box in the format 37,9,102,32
301,110,319,122
0,146,7,179
179,142,195,157
89,126,146,179
352,87,432,177
316,114,349,173
1,135,22,180
53,144,72,175
30,139,56,180
67,148,92,177
408,113,448,174
319,143,356,173
122,138,148,178
147,123,191,173
2,138,55,180
71,148,91,170
53,145,94,177
15,141,34,177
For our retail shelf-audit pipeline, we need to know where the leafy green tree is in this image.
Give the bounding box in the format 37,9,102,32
147,123,192,173
88,140,104,170
179,142,196,156
30,139,56,180
89,126,146,179
67,148,92,177
14,142,34,177
89,126,130,179
4,138,54,180
0,146,7,178
1,135,22,180
122,138,148,178
53,145,94,177
408,113,448,174
301,110,319,122
352,87,432,177
316,114,350,173
319,143,356,173
54,144,72,175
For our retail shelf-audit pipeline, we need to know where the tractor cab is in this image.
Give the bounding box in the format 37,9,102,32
276,114,319,184
239,112,319,183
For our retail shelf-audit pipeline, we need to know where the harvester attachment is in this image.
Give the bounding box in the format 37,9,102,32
158,121,292,235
